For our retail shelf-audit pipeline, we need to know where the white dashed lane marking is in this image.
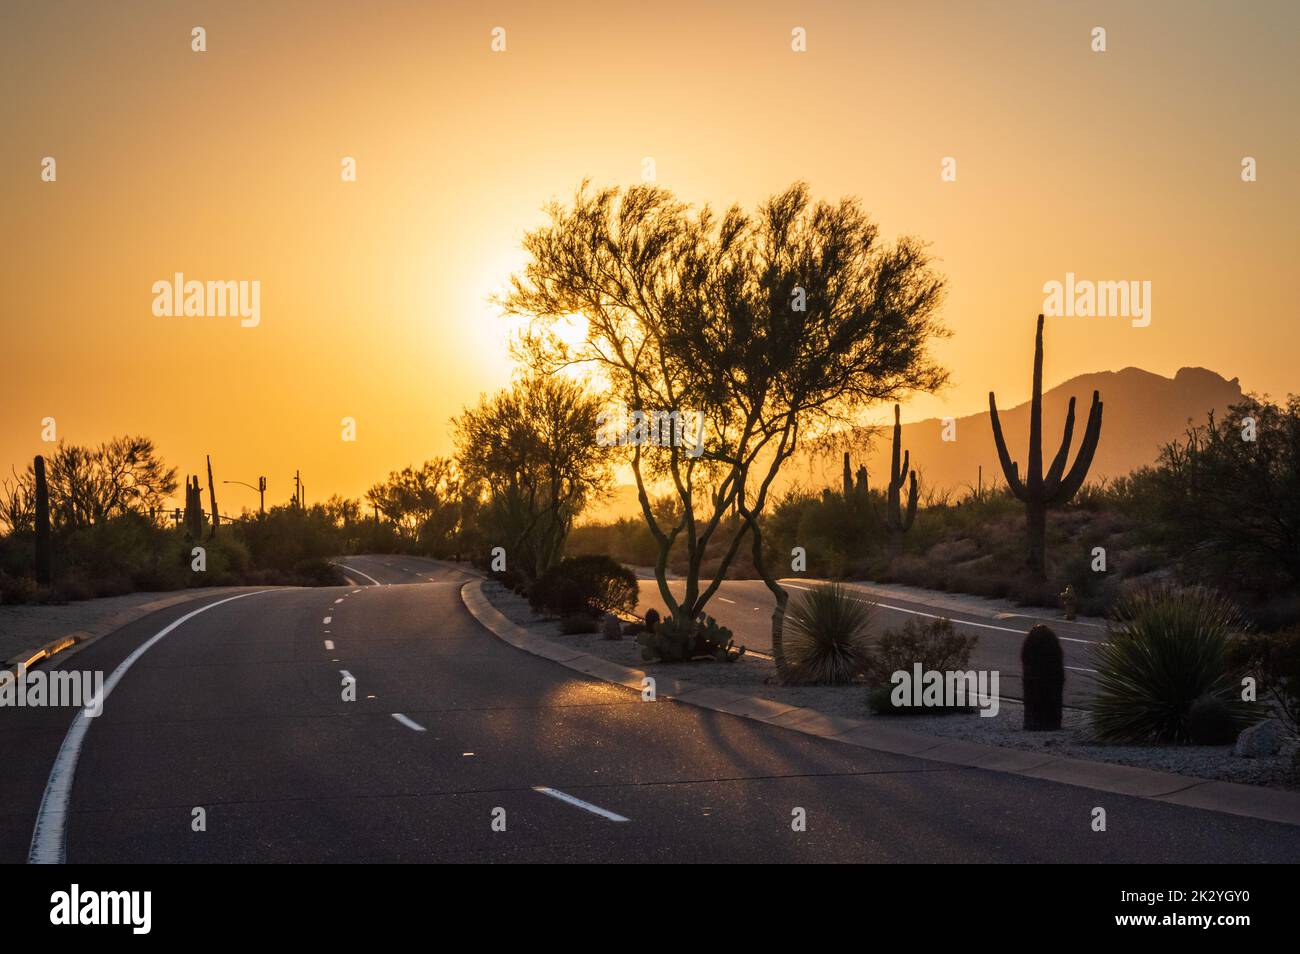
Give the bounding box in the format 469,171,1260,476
391,713,426,732
533,787,630,822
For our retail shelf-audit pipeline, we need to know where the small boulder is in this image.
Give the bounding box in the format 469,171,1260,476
1234,719,1283,758
601,614,623,641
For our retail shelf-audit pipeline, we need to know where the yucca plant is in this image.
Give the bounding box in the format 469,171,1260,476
1089,584,1263,744
784,583,874,685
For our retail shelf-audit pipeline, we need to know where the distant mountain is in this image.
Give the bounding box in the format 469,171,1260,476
583,367,1246,521
793,366,1245,498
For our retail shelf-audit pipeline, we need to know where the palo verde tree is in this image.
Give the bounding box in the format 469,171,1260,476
503,182,947,677
452,373,610,580
990,314,1103,580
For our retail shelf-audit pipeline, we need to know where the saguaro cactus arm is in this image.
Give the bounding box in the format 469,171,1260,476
988,392,1026,499
1051,390,1103,502
1044,395,1078,489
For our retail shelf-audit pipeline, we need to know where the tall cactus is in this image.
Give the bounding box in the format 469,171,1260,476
206,455,219,536
1021,623,1064,730
990,314,1103,580
33,455,51,585
885,404,918,533
183,476,205,538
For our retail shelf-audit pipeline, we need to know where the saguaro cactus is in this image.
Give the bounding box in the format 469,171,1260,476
1021,623,1064,730
990,315,1103,580
841,452,869,500
33,455,51,585
206,455,219,536
885,404,917,533
183,476,205,538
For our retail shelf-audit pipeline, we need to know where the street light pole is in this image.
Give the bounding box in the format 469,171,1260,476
223,478,267,516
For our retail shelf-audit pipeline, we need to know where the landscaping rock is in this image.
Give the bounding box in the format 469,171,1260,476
1234,719,1284,758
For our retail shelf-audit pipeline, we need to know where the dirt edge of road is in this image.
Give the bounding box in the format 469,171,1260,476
463,579,1300,829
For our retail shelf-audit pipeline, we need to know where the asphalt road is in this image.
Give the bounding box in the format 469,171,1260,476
636,578,1103,708
2,553,1296,863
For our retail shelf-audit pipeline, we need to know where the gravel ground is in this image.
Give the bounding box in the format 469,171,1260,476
483,581,1299,790
0,590,193,663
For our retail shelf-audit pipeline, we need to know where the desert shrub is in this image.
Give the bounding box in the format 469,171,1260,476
637,613,743,662
864,617,979,714
529,555,637,618
783,583,874,685
1230,626,1300,739
1151,396,1300,597
865,617,977,688
1186,694,1238,745
0,569,43,604
1089,584,1264,744
559,613,599,635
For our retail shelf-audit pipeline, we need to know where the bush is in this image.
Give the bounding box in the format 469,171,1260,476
864,617,978,715
560,614,599,635
528,555,638,618
637,613,743,662
1187,694,1238,745
783,583,874,685
1230,626,1300,739
865,617,977,688
1089,585,1264,744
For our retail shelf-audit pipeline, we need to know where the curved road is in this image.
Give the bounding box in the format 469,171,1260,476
1,554,1296,863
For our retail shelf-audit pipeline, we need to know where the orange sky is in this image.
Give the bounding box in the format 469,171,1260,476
3,0,1297,510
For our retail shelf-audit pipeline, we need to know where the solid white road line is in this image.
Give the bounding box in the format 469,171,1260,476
324,639,335,650
340,564,386,587
532,786,630,822
391,713,427,732
28,589,275,865
782,582,1095,645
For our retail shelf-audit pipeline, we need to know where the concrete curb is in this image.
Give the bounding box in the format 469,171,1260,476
2,587,252,675
462,579,1300,828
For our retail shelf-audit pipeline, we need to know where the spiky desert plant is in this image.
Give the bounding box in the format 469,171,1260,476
885,404,918,534
1090,584,1263,744
1021,624,1064,730
206,455,219,536
183,476,204,538
33,455,51,585
990,314,1103,580
784,583,874,685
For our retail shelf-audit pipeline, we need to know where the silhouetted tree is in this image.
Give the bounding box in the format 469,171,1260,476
504,181,947,678
453,373,609,579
